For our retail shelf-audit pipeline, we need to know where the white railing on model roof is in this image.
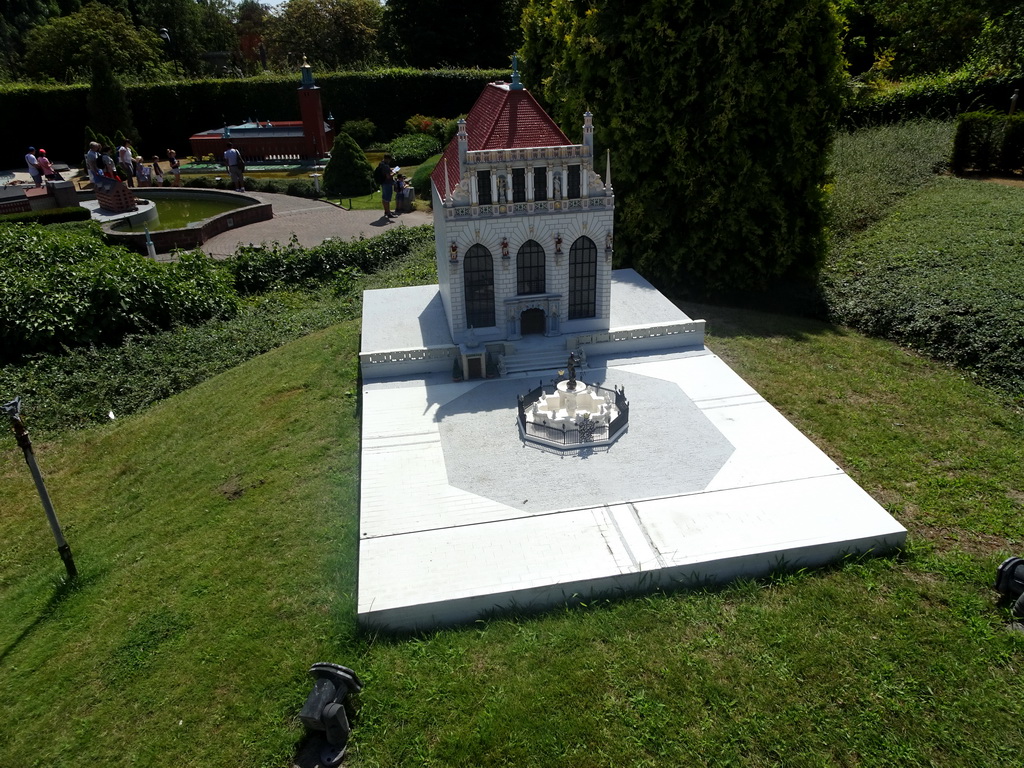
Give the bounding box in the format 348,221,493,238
465,145,589,164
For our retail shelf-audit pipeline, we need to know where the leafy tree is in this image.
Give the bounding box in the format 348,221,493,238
836,0,1017,77
236,0,273,71
266,0,384,70
383,0,526,68
964,7,1024,76
323,131,376,195
23,2,167,81
521,0,846,297
0,1,84,78
124,0,238,75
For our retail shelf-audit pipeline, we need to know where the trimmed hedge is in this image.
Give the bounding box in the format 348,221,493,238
386,133,441,165
844,71,1024,127
0,206,91,225
410,154,441,198
226,224,434,294
1,69,503,173
951,111,1024,173
183,175,322,198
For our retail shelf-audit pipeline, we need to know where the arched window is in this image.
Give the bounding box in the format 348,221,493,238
463,245,495,328
568,236,597,319
517,240,545,295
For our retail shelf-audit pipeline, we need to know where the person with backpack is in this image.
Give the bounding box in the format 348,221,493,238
375,153,396,220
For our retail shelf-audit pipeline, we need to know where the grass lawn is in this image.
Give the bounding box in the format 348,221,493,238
3,119,1024,765
3,290,1023,766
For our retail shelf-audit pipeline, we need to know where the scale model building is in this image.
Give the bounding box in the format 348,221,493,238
357,70,905,632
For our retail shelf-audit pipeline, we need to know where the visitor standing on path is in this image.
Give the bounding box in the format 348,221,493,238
167,149,181,186
224,142,244,192
85,142,102,184
36,149,62,181
25,147,42,188
376,153,396,220
118,141,135,187
135,156,150,186
152,156,164,186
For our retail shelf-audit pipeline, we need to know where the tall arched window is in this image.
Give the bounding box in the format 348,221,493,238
517,240,545,295
568,236,597,319
463,245,495,328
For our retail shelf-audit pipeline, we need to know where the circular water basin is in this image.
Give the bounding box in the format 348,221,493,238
112,196,248,232
94,188,272,255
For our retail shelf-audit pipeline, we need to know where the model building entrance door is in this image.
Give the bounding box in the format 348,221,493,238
521,308,545,335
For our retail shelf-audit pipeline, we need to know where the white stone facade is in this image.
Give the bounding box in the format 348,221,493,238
432,139,615,346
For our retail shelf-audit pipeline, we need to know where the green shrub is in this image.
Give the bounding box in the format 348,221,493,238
284,179,320,198
844,71,1024,127
0,224,237,359
386,133,441,166
403,114,454,142
0,206,92,225
226,225,434,294
339,118,376,146
323,132,376,196
410,154,441,198
951,111,1024,173
254,178,287,194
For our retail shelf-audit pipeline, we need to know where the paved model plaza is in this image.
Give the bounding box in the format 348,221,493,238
358,271,906,632
358,74,904,631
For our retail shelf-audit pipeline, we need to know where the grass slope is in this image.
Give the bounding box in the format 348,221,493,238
3,303,1023,767
823,176,1024,399
1,323,361,766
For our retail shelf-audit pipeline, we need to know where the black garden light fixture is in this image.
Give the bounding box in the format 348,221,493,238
157,27,181,76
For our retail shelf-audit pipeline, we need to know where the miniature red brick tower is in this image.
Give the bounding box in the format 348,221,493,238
298,56,328,159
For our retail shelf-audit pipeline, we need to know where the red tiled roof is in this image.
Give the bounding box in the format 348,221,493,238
432,82,572,199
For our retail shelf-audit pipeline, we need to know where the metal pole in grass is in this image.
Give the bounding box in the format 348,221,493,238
2,398,77,581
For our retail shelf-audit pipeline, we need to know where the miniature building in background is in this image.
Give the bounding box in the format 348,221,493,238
431,64,614,348
189,57,333,161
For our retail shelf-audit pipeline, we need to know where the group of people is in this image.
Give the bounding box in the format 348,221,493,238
82,141,182,188
376,153,415,220
24,147,63,187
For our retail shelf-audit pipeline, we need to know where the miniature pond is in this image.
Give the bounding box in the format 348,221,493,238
113,197,248,232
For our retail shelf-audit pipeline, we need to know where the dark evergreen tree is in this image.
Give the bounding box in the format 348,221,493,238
521,0,846,297
323,132,376,196
87,52,138,148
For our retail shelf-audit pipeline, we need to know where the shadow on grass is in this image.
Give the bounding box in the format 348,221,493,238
681,298,852,343
0,569,102,666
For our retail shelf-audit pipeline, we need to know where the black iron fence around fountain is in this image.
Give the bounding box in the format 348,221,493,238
517,381,629,447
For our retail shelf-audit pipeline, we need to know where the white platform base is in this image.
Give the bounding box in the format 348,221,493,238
358,350,906,632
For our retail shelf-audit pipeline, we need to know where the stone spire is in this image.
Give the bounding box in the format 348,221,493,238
583,111,593,153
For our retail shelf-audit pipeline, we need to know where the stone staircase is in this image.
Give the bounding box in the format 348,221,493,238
498,343,585,377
